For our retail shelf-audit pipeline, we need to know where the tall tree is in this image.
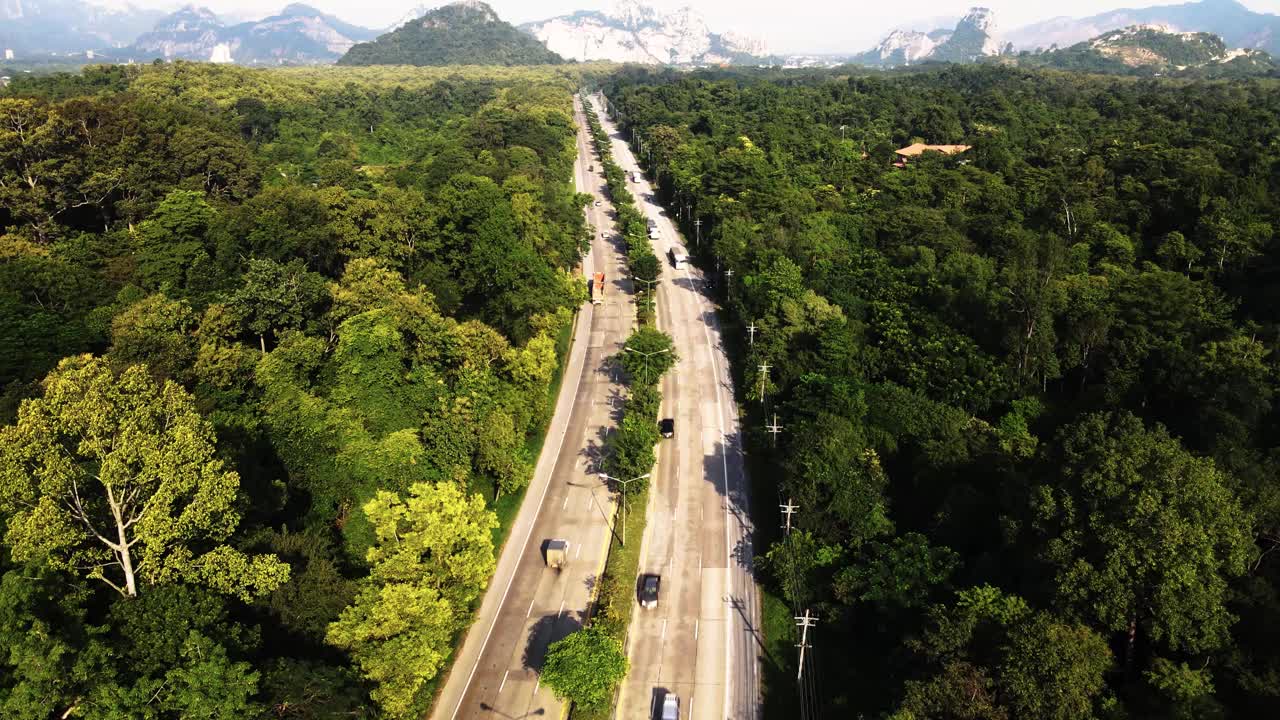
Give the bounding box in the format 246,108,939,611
0,354,288,599
327,482,496,718
1033,411,1253,662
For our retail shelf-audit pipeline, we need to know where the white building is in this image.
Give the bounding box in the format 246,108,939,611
4,49,14,60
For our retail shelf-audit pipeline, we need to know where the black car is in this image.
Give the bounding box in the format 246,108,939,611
659,418,675,438
639,574,660,609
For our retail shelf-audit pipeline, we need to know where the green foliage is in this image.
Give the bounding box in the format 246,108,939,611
541,626,629,710
603,63,1280,716
834,532,959,609
618,326,677,386
1035,411,1252,656
327,482,496,719
0,62,588,720
0,355,288,599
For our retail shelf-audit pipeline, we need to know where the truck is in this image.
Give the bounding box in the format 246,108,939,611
591,272,605,305
545,539,569,569
647,218,659,240
669,247,688,270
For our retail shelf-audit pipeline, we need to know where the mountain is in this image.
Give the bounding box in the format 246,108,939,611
129,4,379,65
930,7,1004,63
520,0,770,66
0,0,164,56
339,0,562,66
853,7,1003,67
1007,0,1280,57
1014,25,1277,77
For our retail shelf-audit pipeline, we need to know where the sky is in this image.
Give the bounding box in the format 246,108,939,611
134,0,1280,54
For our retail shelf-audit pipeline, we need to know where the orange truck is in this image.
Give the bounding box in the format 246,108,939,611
591,272,605,304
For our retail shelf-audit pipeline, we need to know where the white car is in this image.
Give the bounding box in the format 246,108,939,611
594,200,602,207
661,694,679,720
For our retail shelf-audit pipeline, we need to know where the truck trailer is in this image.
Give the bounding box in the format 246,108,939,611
591,272,605,304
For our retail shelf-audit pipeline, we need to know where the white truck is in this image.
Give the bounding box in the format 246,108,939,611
647,218,659,240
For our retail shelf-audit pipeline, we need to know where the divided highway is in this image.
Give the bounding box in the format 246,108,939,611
594,96,762,720
430,95,636,720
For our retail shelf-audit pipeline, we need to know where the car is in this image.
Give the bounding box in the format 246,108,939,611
661,694,679,720
659,418,674,438
594,200,602,207
639,574,660,609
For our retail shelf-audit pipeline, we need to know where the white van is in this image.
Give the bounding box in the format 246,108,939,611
661,694,679,720
669,247,688,270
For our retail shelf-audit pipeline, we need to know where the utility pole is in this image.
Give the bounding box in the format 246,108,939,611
767,413,784,447
694,218,701,248
757,362,770,403
795,609,818,682
747,321,758,346
725,268,734,295
780,497,798,534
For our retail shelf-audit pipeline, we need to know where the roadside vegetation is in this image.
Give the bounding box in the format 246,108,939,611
606,64,1280,719
0,62,592,719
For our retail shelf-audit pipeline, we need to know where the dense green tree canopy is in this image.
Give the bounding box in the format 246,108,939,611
604,63,1280,718
0,61,592,717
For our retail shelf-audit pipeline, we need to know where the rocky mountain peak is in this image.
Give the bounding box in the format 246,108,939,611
521,2,767,65
960,6,996,34
606,0,661,30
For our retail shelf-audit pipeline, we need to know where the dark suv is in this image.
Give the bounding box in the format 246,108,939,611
639,574,661,609
659,418,675,438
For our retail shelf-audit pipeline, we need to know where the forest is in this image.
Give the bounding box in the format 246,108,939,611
604,65,1280,719
0,61,593,718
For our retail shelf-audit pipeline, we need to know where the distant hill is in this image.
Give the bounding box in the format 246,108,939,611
1012,25,1277,77
853,7,1005,67
520,0,770,66
0,0,164,56
129,4,378,65
339,0,563,67
1007,0,1280,57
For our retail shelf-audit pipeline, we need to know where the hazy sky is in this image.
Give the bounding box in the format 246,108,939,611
151,0,1280,54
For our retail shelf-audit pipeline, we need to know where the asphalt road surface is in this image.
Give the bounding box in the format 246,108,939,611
429,94,636,720
595,95,763,720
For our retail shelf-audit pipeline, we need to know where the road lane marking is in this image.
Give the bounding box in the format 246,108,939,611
499,671,508,694
526,594,536,618
558,600,566,618
575,543,582,559
562,494,569,511
695,620,699,641
661,619,667,642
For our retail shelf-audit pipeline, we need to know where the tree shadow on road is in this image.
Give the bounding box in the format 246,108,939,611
522,612,583,672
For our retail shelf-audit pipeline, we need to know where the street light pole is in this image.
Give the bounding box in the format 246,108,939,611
632,276,659,312
598,472,650,546
623,346,671,385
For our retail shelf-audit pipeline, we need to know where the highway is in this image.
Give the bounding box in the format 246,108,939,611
594,96,762,720
429,94,636,720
